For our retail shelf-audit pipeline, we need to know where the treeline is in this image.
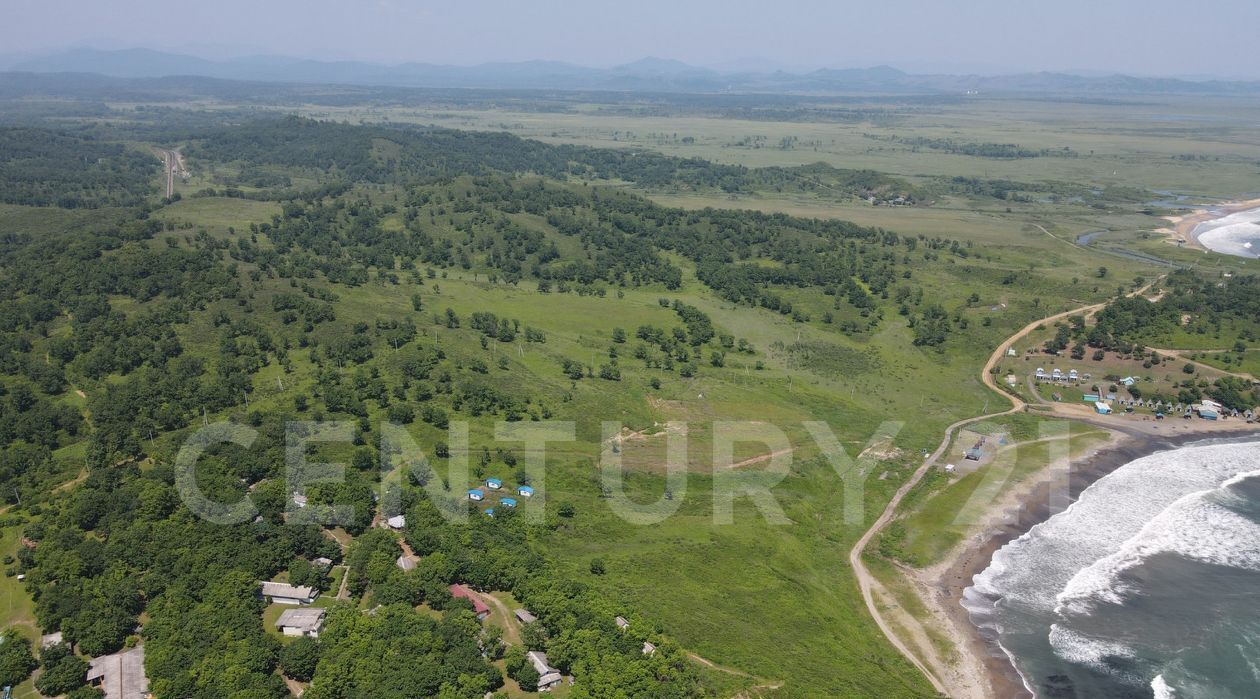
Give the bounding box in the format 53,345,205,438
868,134,1077,159
0,127,158,208
188,116,916,201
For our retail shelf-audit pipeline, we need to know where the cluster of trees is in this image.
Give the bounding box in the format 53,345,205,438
873,134,1075,160
188,116,910,204
1092,271,1260,350
0,127,157,207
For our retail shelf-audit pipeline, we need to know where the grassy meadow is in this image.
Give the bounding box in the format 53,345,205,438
4,87,1259,698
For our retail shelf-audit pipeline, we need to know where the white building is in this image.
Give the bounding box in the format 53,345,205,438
259,581,317,605
276,607,326,637
527,651,563,691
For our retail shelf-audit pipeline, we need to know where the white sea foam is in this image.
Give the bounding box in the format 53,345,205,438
1194,206,1260,258
1151,674,1176,698
1056,478,1260,615
969,444,1259,617
1048,623,1134,671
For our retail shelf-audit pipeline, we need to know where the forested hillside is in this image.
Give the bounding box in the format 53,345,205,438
0,127,158,208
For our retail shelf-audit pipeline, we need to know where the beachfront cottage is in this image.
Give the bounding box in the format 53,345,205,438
449,584,491,620
527,651,564,691
87,645,148,699
276,607,326,637
259,581,317,605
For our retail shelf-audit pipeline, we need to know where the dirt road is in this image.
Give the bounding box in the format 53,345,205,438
155,147,185,198
847,280,1159,697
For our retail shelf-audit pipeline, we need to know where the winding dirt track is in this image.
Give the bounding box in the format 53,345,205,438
847,282,1157,695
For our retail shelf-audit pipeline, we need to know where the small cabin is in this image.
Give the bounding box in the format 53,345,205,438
276,608,326,637
517,485,535,498
468,489,485,502
514,608,538,625
486,478,503,490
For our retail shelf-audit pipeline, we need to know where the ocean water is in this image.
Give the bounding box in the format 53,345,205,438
964,441,1260,698
1194,207,1260,259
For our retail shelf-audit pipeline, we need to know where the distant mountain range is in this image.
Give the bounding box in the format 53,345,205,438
5,48,1260,96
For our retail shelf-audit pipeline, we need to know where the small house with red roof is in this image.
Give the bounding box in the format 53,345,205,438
448,584,490,620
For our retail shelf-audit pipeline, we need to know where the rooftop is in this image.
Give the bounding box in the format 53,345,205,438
87,645,148,699
276,607,326,634
514,608,537,624
449,584,490,616
259,581,316,600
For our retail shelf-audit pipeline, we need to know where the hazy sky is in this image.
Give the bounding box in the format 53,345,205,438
7,0,1259,77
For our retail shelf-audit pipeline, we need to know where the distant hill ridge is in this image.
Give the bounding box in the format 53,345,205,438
6,47,1260,95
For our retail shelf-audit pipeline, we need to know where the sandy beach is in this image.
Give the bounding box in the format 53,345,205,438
1159,197,1260,250
920,419,1260,698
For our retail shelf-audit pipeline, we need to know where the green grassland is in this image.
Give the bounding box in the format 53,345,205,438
4,89,1259,699
886,426,1111,567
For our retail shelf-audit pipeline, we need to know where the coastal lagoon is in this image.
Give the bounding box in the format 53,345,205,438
1195,206,1260,258
965,440,1260,698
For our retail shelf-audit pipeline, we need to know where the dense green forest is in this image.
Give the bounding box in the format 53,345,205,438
0,127,158,208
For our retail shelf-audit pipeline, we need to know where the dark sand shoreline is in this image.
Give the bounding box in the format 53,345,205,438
938,427,1260,698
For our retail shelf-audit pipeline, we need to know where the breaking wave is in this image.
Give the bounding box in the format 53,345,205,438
1055,470,1260,615
964,440,1260,697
